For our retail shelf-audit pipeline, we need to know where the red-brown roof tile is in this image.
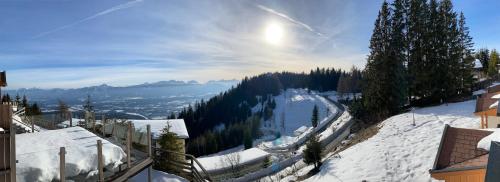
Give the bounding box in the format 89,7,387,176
432,126,493,172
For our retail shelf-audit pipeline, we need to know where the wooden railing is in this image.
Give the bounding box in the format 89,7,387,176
153,148,212,182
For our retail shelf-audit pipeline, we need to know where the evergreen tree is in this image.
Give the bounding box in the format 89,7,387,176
83,95,94,112
15,94,21,105
243,128,252,149
156,124,184,172
311,105,319,127
303,134,322,170
489,49,500,77
476,48,490,74
22,95,28,108
457,12,474,95
407,0,429,103
363,1,406,120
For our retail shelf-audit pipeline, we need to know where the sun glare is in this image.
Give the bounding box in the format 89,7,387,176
264,22,284,45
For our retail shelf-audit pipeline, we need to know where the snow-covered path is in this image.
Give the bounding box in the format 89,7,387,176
307,100,480,182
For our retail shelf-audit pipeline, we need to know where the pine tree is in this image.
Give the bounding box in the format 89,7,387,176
156,124,184,172
489,50,500,78
311,105,319,127
243,128,252,149
477,48,490,74
303,134,322,170
22,95,28,108
457,12,474,95
83,95,94,112
15,94,21,105
407,0,429,102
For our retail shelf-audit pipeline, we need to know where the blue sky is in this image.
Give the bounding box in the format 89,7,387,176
1,0,499,89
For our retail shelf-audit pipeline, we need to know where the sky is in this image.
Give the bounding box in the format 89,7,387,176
1,0,499,89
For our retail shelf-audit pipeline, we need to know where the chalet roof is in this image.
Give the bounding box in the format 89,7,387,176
475,92,500,114
474,59,483,69
130,119,189,139
488,84,500,94
0,71,6,87
431,125,492,173
486,141,500,182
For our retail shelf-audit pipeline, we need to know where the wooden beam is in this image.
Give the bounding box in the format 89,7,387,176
9,125,15,182
59,147,66,182
127,122,132,168
147,125,152,182
97,140,104,182
108,158,153,182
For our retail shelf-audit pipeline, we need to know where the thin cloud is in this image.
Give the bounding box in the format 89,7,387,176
256,4,325,37
33,0,144,38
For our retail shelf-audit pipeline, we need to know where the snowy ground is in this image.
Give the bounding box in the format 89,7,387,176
306,100,480,182
16,127,126,182
130,168,188,182
197,148,270,172
257,89,338,148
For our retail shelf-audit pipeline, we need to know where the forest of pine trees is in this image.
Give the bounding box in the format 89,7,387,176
361,0,475,122
1,94,41,115
177,68,357,156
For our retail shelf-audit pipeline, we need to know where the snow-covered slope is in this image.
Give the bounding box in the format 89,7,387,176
257,89,338,148
307,100,480,182
16,127,126,182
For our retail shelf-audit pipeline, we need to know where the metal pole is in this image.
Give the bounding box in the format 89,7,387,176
147,124,152,182
97,140,104,182
59,147,66,182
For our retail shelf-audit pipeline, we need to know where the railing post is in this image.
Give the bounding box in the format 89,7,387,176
59,147,66,182
127,122,132,168
112,119,117,140
147,124,152,182
97,140,104,182
101,115,106,137
10,125,16,182
69,112,73,127
31,118,34,132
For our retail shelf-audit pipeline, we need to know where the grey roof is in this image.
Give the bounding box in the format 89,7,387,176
486,141,500,182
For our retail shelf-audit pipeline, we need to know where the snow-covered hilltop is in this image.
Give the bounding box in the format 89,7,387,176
307,100,480,182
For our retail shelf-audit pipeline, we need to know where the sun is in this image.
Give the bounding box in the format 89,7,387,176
264,22,284,45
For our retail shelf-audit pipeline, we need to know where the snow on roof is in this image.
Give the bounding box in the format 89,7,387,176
492,94,500,99
130,119,189,139
197,148,270,172
0,127,3,132
490,101,499,109
478,130,500,151
16,127,125,181
474,59,483,69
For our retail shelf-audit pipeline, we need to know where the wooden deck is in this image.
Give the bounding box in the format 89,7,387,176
107,158,154,182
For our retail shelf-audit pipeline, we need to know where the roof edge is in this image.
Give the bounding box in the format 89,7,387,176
430,165,486,174
432,124,450,171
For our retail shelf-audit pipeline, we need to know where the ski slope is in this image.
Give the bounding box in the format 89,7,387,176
307,100,480,182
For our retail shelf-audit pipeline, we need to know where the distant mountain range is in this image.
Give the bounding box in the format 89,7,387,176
6,79,239,119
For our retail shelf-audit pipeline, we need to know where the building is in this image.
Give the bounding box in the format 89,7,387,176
430,125,492,182
473,59,486,82
474,84,500,128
